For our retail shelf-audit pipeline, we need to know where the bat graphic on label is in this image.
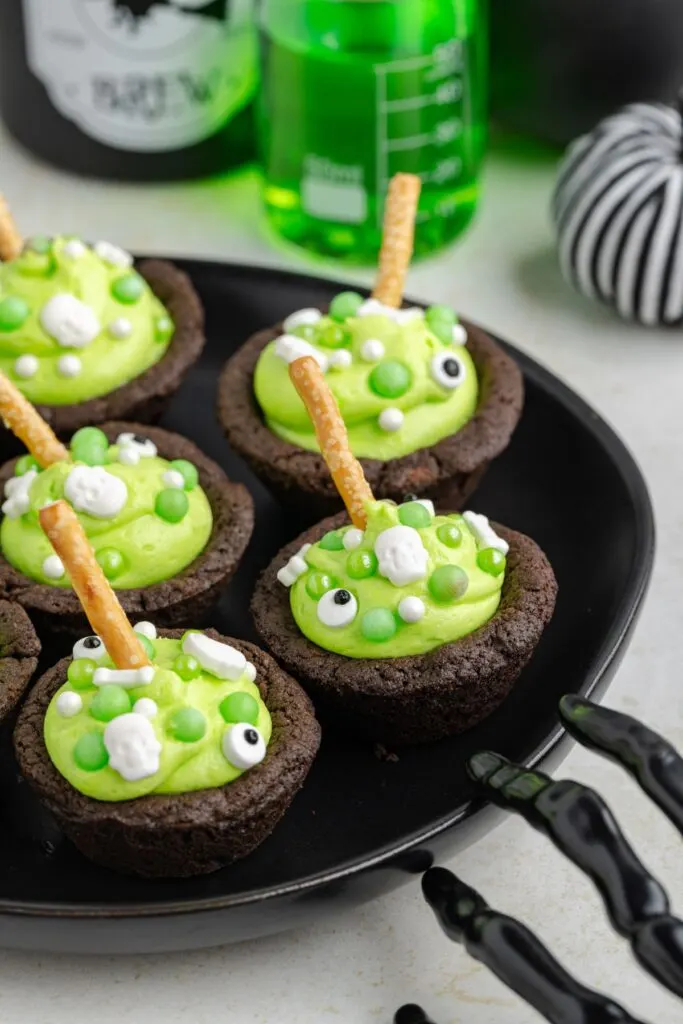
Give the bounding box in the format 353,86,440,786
105,0,230,28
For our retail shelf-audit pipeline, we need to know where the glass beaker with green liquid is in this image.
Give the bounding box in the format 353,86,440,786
258,0,487,263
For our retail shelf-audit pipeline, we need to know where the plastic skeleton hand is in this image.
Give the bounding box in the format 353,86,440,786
395,695,683,1024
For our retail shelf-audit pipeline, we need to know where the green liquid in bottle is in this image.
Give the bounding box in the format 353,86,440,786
258,0,487,263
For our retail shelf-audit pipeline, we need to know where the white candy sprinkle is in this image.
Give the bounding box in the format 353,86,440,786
452,323,468,345
415,499,435,516
133,698,158,720
277,544,312,587
116,433,157,459
378,408,404,432
62,239,86,259
357,299,424,324
360,338,385,362
398,596,426,624
57,354,82,378
462,511,509,555
182,632,247,681
328,349,352,369
2,469,37,519
104,714,161,782
162,469,185,489
244,662,257,683
283,308,322,333
117,446,139,465
40,294,101,348
64,465,128,519
133,621,157,640
343,528,364,551
108,317,132,340
14,355,38,379
375,525,429,587
43,554,65,579
274,334,328,372
94,666,155,689
56,691,83,717
94,241,133,268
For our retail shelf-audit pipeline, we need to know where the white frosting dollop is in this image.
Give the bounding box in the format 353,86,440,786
57,354,82,378
274,334,328,372
283,308,322,332
398,596,426,623
43,554,65,579
2,469,37,519
40,294,101,348
64,465,128,519
133,698,158,720
378,408,404,432
181,632,247,681
343,528,364,551
94,241,133,268
375,525,429,587
56,691,83,717
93,666,155,689
277,543,312,587
462,511,510,555
104,713,161,782
14,355,38,379
162,469,185,489
133,621,157,639
108,317,132,340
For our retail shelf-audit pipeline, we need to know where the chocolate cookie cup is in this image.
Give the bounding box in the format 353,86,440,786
218,316,523,523
0,421,254,636
0,600,40,722
253,512,556,745
15,630,321,878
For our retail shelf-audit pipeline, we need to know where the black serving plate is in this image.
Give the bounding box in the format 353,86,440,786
0,261,655,954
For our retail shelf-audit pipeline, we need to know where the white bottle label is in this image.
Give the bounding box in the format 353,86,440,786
22,0,256,152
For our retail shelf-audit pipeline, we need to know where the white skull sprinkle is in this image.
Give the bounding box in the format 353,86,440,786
462,511,509,555
94,241,133,268
2,469,37,519
103,714,161,782
40,294,101,348
374,525,429,587
64,465,127,519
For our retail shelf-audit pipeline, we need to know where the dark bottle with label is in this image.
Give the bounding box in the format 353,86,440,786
0,0,257,181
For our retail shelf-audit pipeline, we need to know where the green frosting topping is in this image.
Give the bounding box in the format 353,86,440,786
253,296,477,461
286,500,506,659
1,429,211,588
0,236,173,405
45,633,272,801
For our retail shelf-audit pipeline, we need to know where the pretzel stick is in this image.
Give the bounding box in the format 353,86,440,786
289,357,374,530
372,173,422,308
39,501,150,670
0,373,68,467
0,194,23,262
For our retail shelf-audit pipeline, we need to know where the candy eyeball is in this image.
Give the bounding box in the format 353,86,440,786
317,588,358,628
116,433,157,461
73,635,107,661
222,723,267,770
431,352,466,390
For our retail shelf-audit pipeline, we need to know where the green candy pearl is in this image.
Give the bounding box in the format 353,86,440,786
306,572,337,599
398,501,431,529
90,685,132,723
428,565,469,603
346,549,378,579
0,296,30,332
168,707,206,743
369,360,412,399
174,653,201,680
361,607,397,643
70,426,109,466
318,323,349,349
67,658,97,690
169,459,198,491
329,291,363,322
15,454,39,476
73,732,109,772
220,691,260,725
319,530,344,551
426,304,456,344
477,547,506,577
155,316,173,341
155,488,189,523
137,634,157,660
96,547,125,580
437,523,462,548
112,273,144,304
291,324,317,342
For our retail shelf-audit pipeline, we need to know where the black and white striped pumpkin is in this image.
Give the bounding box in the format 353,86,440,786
553,102,683,325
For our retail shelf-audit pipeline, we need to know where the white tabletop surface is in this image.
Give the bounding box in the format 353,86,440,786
0,124,680,1024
